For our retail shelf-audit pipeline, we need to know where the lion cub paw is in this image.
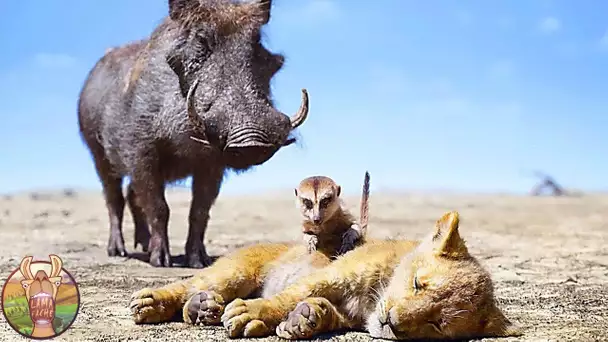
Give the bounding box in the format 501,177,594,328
129,288,168,324
276,301,324,339
183,290,225,325
221,298,273,338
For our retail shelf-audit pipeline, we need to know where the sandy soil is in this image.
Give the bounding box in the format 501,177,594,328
0,189,606,342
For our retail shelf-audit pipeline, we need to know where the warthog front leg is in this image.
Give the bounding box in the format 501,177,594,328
131,164,171,267
186,165,223,268
126,183,150,252
92,153,127,257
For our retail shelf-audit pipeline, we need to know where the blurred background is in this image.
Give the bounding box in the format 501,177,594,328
0,0,606,196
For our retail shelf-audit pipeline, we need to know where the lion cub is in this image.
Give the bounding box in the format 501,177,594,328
295,172,370,259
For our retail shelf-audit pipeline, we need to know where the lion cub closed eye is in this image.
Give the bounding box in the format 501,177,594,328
295,172,370,259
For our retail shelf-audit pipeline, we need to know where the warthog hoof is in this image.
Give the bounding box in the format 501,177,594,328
149,238,171,267
107,234,127,257
186,249,214,269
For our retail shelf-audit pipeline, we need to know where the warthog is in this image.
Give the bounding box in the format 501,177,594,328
77,0,309,268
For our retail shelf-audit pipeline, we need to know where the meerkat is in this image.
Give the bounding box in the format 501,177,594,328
294,172,370,258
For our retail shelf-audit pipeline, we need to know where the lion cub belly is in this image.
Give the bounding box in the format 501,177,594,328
261,246,331,299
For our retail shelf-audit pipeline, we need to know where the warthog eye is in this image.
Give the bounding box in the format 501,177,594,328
55,281,61,286
22,283,28,288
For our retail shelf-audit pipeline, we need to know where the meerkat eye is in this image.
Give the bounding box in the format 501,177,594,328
302,199,313,209
319,197,332,208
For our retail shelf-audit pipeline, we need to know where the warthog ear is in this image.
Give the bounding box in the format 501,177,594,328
257,0,272,24
168,0,199,21
166,30,213,99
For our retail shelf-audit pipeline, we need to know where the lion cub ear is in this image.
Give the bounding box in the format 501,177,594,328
432,211,469,258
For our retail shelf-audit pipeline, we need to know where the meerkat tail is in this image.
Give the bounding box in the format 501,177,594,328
358,171,370,237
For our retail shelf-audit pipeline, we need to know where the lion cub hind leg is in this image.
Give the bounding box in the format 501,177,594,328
276,297,353,340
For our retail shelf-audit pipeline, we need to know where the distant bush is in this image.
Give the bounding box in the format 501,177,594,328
62,188,77,198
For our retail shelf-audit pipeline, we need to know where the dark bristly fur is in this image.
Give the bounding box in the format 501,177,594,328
77,0,310,268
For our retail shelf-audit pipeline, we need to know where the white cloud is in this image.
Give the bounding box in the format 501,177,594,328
33,53,77,69
538,16,561,34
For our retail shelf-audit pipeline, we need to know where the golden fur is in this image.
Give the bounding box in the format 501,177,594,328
130,211,520,340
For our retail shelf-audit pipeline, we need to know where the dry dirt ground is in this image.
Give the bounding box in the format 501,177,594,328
0,189,606,342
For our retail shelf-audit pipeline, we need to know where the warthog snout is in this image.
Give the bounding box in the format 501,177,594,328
186,86,309,168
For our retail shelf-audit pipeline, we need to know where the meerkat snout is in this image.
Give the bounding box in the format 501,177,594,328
295,176,342,229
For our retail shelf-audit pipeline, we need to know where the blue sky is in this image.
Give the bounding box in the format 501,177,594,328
0,0,606,196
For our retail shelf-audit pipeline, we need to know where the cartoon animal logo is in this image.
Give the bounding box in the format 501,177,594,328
1,254,80,339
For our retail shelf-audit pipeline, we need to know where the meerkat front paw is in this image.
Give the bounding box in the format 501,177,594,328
303,234,318,253
276,301,324,339
183,290,225,325
130,288,174,324
338,225,362,255
221,298,274,338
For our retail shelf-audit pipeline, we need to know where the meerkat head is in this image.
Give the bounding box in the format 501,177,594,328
295,176,342,230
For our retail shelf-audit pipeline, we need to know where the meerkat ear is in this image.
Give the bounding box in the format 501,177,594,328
432,211,469,258
335,185,341,197
294,188,298,197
